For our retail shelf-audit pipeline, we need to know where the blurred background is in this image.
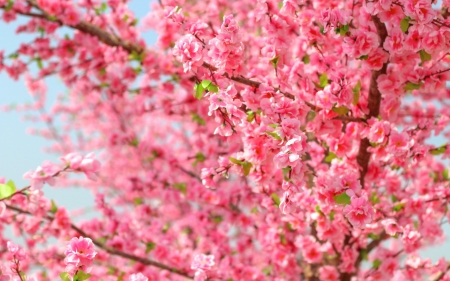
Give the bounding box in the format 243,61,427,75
0,0,449,262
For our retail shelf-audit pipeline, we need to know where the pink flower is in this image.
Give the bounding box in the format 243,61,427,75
366,48,389,70
79,153,101,181
191,254,215,271
343,195,375,227
129,273,148,281
404,0,434,24
193,270,208,281
0,202,5,218
7,241,26,261
422,30,444,54
23,160,60,189
381,219,402,236
353,31,379,59
383,27,404,54
319,265,339,281
368,119,391,144
172,34,203,73
64,237,97,272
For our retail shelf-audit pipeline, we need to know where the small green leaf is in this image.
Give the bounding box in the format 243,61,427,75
270,56,279,68
192,113,206,125
324,152,337,163
229,157,244,165
35,57,43,69
129,138,139,147
393,202,406,212
370,192,380,204
357,55,369,60
315,205,325,216
352,80,361,105
246,110,255,122
282,166,291,181
400,17,410,33
443,169,449,180
267,131,282,140
173,183,187,195
430,146,446,155
419,50,432,63
251,206,258,214
201,80,212,89
162,222,170,233
8,53,19,59
145,242,156,253
194,83,204,100
242,161,253,176
302,54,310,64
207,84,219,93
372,259,382,269
211,215,223,224
413,220,419,229
332,106,349,115
391,195,399,202
339,24,349,36
280,233,287,245
133,197,143,206
0,180,17,200
319,73,328,88
262,265,273,276
403,82,422,91
73,270,91,281
59,272,71,281
333,192,351,205
361,249,369,261
271,193,281,207
50,200,58,214
329,210,335,221
268,123,278,128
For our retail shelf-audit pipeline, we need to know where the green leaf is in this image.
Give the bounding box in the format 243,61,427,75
339,24,349,36
430,146,446,155
403,82,422,91
280,233,287,245
173,183,187,195
270,56,279,68
282,166,291,181
262,265,273,276
192,152,206,166
352,80,361,105
59,272,71,281
370,192,380,204
129,138,139,147
324,152,337,163
333,192,351,205
400,17,410,33
246,110,255,122
419,50,432,63
201,80,212,89
332,106,349,115
35,57,43,69
357,55,369,60
8,53,19,59
251,206,259,214
271,193,281,207
329,210,335,221
315,205,325,216
391,195,399,202
361,249,369,261
0,180,17,200
319,73,328,88
207,84,219,93
145,242,156,253
194,83,204,100
50,200,58,214
242,161,252,176
73,270,91,281
133,197,143,206
443,169,449,180
302,54,310,64
372,259,382,269
267,131,282,140
229,157,244,165
211,215,223,224
393,202,406,212
192,113,206,125
162,222,170,233
268,123,278,128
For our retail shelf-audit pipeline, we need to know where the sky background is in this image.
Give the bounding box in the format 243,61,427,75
0,0,449,262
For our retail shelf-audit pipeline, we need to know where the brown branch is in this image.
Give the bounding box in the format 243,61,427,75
6,204,193,279
355,15,389,187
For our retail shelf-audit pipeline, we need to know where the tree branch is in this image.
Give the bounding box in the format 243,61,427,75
6,204,194,279
355,15,389,187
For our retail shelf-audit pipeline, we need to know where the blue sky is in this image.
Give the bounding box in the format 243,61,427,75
0,0,449,262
